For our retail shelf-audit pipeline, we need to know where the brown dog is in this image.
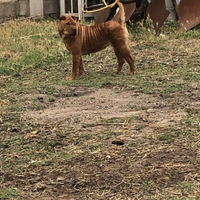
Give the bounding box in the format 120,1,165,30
58,2,135,80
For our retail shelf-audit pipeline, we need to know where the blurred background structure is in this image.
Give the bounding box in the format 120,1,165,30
0,0,200,33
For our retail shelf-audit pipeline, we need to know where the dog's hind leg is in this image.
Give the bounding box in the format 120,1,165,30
113,48,125,74
123,52,135,74
114,45,135,74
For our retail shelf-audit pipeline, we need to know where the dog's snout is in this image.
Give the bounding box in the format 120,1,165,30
62,25,76,36
72,27,76,36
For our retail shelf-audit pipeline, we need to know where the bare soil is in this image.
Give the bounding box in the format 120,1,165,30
25,87,189,128
18,85,200,199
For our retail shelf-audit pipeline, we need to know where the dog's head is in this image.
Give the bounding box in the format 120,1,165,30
58,15,77,38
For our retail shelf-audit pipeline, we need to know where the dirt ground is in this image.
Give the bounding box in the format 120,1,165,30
25,87,191,129
20,84,200,199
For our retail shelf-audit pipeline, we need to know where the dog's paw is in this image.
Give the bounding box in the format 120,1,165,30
129,71,135,75
113,70,120,74
66,76,74,81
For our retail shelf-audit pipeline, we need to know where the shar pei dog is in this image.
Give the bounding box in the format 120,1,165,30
58,2,135,80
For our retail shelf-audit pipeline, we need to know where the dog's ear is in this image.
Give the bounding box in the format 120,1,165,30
59,16,66,21
71,15,76,20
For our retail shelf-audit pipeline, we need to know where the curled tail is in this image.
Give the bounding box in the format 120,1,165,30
115,2,126,27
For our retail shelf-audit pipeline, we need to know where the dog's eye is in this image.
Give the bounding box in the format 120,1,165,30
66,22,70,25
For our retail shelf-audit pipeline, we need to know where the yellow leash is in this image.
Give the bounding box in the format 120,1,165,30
83,0,120,13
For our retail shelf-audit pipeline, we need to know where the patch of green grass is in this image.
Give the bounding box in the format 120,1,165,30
158,132,175,144
180,182,195,196
1,18,199,97
0,18,68,76
155,110,200,147
181,112,200,134
73,134,92,145
178,24,200,39
128,20,156,42
0,188,20,199
161,21,180,36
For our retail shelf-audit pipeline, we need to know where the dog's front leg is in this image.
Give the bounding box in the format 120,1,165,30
78,57,84,76
67,54,81,80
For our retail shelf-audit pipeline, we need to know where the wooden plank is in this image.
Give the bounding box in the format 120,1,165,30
30,0,44,17
60,0,65,16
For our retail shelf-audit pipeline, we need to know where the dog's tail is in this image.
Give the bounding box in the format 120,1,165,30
116,2,126,27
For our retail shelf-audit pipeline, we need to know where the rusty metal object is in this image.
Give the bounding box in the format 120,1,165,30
95,2,136,24
176,0,200,32
85,0,200,33
123,3,137,21
89,0,145,24
129,0,149,22
147,0,169,34
95,7,111,24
